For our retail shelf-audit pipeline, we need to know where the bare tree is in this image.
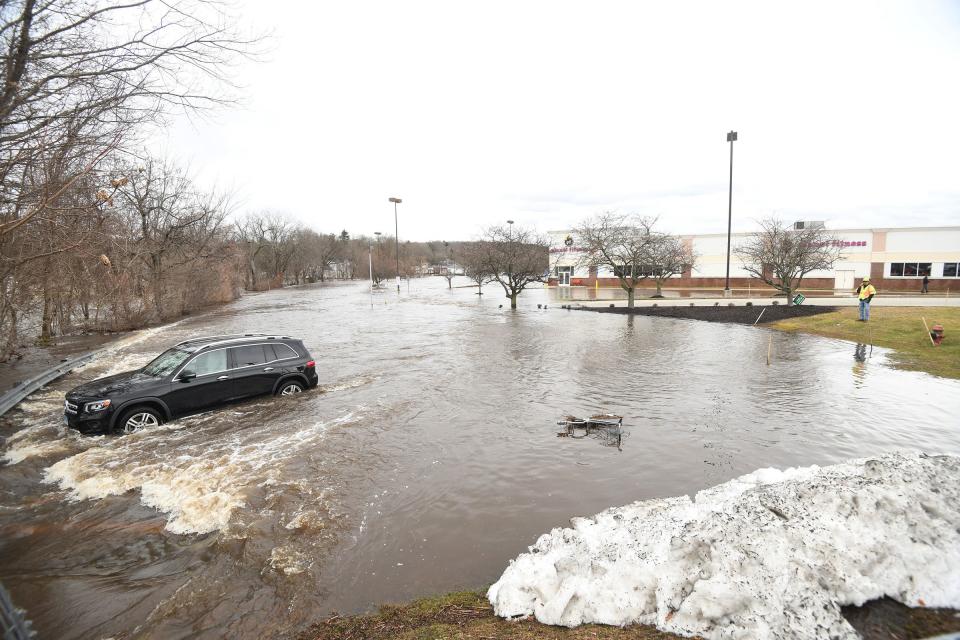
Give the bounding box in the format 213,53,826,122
0,0,259,238
460,241,494,296
441,241,456,288
479,224,548,309
643,231,697,297
736,218,843,305
235,213,270,289
575,212,655,307
0,0,259,357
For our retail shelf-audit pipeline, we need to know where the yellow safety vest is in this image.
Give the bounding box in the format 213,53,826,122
858,284,876,301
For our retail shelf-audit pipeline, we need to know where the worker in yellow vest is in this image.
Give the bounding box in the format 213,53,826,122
855,277,877,321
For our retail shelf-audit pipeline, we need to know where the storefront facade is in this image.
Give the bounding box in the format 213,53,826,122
547,225,960,293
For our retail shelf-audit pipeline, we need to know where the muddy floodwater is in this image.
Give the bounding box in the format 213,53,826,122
2,279,960,639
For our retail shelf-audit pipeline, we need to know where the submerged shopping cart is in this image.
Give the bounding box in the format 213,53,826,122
557,414,623,448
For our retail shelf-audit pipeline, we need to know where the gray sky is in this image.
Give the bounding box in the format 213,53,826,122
160,0,960,240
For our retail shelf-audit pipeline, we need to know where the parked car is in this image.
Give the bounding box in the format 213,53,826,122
64,334,318,434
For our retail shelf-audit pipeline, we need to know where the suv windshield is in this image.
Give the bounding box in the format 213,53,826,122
142,348,192,377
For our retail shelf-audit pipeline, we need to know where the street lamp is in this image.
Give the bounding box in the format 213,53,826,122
389,197,402,294
724,130,737,297
368,242,374,306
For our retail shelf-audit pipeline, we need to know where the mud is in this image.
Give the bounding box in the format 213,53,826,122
583,303,836,324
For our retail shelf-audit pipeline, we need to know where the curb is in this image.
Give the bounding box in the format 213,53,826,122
0,349,103,418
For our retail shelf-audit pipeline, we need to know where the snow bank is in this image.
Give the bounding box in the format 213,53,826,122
488,452,960,639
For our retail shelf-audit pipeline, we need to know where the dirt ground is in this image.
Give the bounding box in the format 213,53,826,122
296,591,960,640
580,303,836,324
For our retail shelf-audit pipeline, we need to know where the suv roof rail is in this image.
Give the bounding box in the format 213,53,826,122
195,335,294,350
175,334,266,347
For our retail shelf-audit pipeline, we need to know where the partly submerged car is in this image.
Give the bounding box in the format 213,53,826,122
64,334,318,434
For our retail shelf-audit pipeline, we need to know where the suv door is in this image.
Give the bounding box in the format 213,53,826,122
228,344,285,399
163,348,234,416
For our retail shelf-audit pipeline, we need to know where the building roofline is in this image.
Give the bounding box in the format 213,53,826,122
548,225,960,238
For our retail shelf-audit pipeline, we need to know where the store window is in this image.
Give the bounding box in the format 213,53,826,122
944,263,959,278
613,264,661,278
889,262,931,277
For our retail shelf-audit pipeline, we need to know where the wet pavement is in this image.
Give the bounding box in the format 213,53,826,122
2,278,959,639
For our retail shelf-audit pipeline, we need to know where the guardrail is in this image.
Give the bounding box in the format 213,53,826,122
0,349,102,418
0,583,33,639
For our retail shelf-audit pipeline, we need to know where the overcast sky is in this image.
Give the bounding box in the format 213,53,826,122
159,0,960,240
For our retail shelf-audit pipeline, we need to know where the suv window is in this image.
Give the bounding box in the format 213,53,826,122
230,345,268,368
271,343,299,360
189,349,228,376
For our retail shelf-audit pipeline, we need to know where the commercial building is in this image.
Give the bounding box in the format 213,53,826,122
548,225,960,293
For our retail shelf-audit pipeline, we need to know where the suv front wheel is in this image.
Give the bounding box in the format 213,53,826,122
115,406,163,434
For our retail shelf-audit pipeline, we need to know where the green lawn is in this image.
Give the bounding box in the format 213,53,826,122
772,307,960,379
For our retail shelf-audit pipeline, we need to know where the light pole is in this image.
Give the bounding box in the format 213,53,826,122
389,197,402,293
724,130,737,297
506,219,515,279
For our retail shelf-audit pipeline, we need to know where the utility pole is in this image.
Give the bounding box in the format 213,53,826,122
724,131,737,297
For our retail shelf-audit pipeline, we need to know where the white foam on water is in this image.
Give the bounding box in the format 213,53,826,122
10,390,64,417
2,423,100,465
319,374,379,393
488,451,960,639
75,352,153,379
42,412,360,535
268,546,312,575
3,438,72,465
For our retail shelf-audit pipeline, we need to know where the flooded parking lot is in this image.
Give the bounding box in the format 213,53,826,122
2,279,960,639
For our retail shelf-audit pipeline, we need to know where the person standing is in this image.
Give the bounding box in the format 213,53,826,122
921,274,929,294
855,277,877,321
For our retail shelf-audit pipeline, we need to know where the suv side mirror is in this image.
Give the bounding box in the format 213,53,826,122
179,370,196,382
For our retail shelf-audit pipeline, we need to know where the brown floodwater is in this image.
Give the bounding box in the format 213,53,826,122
2,279,959,639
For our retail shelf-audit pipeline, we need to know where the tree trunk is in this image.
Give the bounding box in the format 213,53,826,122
627,288,635,308
152,263,163,317
785,287,793,305
510,292,518,309
40,262,54,343
41,289,53,343
655,280,663,296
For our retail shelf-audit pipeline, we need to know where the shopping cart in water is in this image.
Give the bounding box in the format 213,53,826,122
557,414,624,448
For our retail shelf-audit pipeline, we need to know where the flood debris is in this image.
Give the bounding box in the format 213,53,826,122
557,414,623,449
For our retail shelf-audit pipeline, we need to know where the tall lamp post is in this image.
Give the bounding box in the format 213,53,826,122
506,219,515,279
389,197,402,293
724,130,737,297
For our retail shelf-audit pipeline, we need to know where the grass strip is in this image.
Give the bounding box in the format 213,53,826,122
771,306,960,379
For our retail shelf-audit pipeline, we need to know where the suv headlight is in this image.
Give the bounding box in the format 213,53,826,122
84,399,112,413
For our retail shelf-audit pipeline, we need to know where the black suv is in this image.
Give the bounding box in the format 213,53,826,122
64,334,319,434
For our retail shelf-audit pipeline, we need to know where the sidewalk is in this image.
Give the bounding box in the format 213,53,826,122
573,295,960,308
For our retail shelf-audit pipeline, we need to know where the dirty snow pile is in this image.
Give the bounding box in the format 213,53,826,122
488,452,960,639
